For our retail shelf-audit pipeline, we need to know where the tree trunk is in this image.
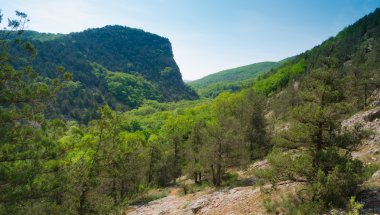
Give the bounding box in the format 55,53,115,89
194,171,202,184
215,140,222,187
120,180,126,201
215,163,221,186
211,141,223,187
364,83,368,107
250,140,255,161
78,184,89,215
313,122,323,171
148,149,154,183
112,177,117,205
211,164,216,186
174,137,180,177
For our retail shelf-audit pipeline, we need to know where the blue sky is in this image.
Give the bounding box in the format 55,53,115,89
1,0,380,80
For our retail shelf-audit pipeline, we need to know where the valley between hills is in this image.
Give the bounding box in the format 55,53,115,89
1,6,380,215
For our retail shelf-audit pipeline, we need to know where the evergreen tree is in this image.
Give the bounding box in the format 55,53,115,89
257,63,367,213
0,11,71,214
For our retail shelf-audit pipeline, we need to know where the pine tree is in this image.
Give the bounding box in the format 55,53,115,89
0,10,72,214
257,61,366,212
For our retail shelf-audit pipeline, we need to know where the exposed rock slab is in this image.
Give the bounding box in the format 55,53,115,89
342,107,380,164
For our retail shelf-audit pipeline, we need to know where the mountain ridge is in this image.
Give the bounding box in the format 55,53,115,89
252,8,380,99
188,61,283,98
10,25,198,122
189,61,278,88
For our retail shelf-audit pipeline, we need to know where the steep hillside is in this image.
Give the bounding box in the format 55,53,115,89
188,61,279,97
10,25,197,122
254,8,380,106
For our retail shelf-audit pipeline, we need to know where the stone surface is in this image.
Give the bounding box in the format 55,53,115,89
342,107,380,164
370,88,380,107
358,188,380,214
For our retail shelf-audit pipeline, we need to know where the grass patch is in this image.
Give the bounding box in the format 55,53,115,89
221,172,239,187
180,180,210,195
129,188,170,205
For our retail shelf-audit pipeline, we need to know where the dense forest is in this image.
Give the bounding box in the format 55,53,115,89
8,25,197,122
1,7,380,215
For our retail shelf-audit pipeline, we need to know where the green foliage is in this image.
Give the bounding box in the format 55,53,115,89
189,61,280,97
310,151,365,208
256,64,368,213
189,61,279,89
0,11,72,214
253,8,380,106
2,7,380,215
263,193,321,215
252,10,380,209
106,71,161,108
10,31,64,42
221,172,239,187
253,59,306,95
196,81,250,98
254,149,313,184
194,90,269,186
260,151,367,214
129,189,169,205
347,196,363,215
8,25,197,122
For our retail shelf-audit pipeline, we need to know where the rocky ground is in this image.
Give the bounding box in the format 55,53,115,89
127,181,301,215
342,105,380,214
342,106,380,164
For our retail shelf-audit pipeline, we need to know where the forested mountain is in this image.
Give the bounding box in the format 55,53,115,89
189,61,278,89
253,8,380,102
9,26,197,122
188,61,279,97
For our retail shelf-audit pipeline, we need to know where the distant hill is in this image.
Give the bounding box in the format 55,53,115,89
10,25,197,122
188,61,281,97
189,61,278,89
